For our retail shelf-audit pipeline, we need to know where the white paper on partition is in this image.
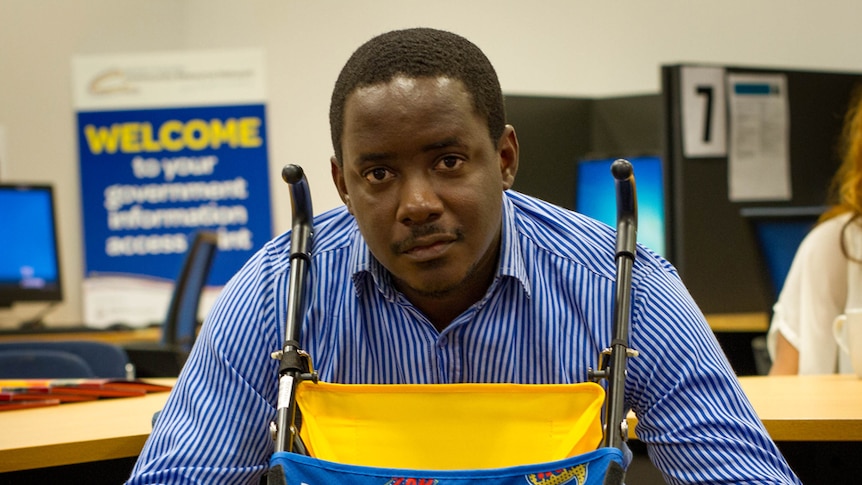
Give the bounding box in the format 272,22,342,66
726,73,791,201
681,66,727,158
82,275,222,328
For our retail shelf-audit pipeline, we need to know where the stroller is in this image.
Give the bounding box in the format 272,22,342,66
266,161,639,485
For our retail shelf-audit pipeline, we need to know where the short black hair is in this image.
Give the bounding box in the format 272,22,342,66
329,27,506,165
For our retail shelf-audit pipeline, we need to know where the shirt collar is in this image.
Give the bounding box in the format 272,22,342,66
348,193,532,300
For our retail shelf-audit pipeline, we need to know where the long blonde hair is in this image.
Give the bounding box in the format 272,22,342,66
820,85,862,260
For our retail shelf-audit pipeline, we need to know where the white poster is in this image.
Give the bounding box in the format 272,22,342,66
72,49,272,328
726,73,791,201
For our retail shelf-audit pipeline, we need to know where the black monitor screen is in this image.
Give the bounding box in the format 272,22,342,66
576,155,667,256
0,184,63,307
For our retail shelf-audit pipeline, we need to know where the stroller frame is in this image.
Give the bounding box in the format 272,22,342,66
267,160,639,484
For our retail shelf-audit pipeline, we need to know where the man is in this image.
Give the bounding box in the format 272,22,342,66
127,28,800,484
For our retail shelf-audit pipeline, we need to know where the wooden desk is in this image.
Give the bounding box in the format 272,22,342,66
0,378,174,473
705,312,769,333
0,327,161,345
628,374,862,442
738,374,862,441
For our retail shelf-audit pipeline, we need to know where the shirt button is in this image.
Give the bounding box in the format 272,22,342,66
438,336,448,346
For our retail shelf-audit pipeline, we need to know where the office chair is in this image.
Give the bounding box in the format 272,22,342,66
0,341,131,378
124,231,219,377
0,349,95,378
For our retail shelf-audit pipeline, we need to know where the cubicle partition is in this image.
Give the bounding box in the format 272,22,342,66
505,93,662,212
505,66,862,376
662,64,862,315
508,64,862,319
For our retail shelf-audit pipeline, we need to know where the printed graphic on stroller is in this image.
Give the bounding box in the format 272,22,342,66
266,161,639,485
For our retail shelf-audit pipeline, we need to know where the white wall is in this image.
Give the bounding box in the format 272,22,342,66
1,0,860,326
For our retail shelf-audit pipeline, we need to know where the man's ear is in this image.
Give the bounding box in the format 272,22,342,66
331,156,352,213
498,125,519,190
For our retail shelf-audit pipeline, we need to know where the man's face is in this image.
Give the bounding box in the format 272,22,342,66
332,76,518,302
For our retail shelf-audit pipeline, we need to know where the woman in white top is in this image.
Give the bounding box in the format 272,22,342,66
769,86,862,375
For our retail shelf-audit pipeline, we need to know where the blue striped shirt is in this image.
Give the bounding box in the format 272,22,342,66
127,191,800,484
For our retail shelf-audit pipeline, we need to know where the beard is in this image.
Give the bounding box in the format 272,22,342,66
398,257,482,299
389,225,472,298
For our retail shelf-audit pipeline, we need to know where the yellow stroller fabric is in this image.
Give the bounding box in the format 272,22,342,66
295,380,606,471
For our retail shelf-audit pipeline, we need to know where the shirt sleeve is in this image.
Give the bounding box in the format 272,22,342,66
626,259,801,484
767,216,848,374
125,247,285,485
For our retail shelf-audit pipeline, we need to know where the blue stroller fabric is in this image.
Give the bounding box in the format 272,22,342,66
269,446,623,485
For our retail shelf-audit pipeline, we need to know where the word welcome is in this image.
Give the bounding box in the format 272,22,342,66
84,117,262,155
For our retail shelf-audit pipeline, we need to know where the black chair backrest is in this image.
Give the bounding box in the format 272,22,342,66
123,231,219,377
161,231,219,351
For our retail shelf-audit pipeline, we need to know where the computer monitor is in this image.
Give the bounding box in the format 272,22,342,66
740,206,824,299
0,184,63,307
575,155,666,256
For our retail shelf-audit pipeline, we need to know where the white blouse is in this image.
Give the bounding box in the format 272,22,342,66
767,212,862,374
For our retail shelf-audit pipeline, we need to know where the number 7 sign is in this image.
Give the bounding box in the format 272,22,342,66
681,66,727,158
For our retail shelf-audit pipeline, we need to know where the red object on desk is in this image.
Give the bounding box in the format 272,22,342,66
0,379,172,412
0,399,62,411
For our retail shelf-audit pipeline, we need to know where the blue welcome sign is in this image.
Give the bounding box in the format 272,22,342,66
73,50,271,327
77,104,271,284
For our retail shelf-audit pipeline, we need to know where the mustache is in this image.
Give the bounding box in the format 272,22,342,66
391,225,463,253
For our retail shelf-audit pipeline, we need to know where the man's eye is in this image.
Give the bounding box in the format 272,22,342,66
363,167,393,183
436,156,464,171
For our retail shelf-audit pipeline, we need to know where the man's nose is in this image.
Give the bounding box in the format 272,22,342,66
397,175,443,225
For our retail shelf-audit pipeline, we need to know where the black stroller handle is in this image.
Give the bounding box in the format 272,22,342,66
602,159,638,452
612,160,637,261
282,164,313,349
271,164,315,454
